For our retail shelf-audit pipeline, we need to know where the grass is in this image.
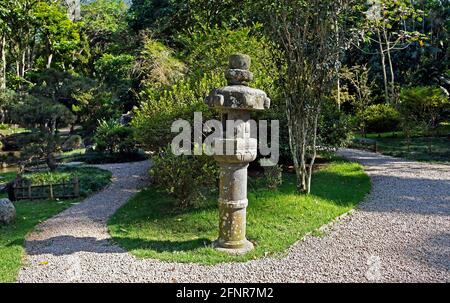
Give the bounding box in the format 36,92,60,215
0,124,28,136
0,166,112,283
108,160,370,264
0,199,76,282
354,127,450,162
374,137,450,162
23,166,112,197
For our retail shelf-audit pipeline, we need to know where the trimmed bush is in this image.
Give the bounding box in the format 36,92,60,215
363,104,400,134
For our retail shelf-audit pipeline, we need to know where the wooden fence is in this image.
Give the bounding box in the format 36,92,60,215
13,177,80,201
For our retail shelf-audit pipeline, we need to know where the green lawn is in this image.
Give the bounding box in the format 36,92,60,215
108,160,370,264
354,131,450,162
0,166,111,282
374,136,450,162
0,199,76,282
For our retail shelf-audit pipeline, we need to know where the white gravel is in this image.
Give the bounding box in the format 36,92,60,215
18,150,450,283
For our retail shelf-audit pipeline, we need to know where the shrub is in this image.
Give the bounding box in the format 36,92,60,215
10,95,76,133
61,135,83,152
150,146,218,209
0,89,17,123
133,26,282,151
132,75,214,151
261,163,283,190
318,100,354,149
362,104,400,134
398,86,450,135
94,119,137,154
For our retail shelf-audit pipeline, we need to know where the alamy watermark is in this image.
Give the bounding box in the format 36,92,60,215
170,112,280,166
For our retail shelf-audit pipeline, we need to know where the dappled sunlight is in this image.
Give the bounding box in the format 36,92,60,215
108,161,370,264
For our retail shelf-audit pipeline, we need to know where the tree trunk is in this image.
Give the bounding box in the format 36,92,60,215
0,36,6,89
378,30,389,103
47,53,53,69
384,29,396,103
46,152,58,171
20,50,26,78
335,19,341,111
306,110,320,194
336,76,341,111
286,96,307,193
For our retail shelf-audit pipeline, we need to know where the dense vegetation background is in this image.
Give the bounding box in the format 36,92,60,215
0,0,448,198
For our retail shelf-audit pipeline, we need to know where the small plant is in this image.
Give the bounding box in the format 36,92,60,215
260,160,283,190
94,119,137,154
61,135,83,152
150,146,218,209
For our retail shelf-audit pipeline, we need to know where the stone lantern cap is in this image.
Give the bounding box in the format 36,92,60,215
205,54,270,112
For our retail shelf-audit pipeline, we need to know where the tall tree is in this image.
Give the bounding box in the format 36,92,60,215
269,0,351,193
361,0,423,103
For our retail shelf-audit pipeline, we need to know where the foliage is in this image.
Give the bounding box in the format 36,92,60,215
135,36,185,88
61,135,83,152
33,1,86,69
28,69,97,123
177,25,280,95
133,26,281,151
10,94,75,133
319,100,354,149
81,0,130,59
94,53,135,102
77,89,122,132
93,119,137,154
109,160,370,264
260,163,283,190
150,146,218,209
0,89,17,123
398,86,450,134
268,0,350,193
340,65,375,135
127,0,251,38
362,103,400,134
359,0,425,103
21,166,112,197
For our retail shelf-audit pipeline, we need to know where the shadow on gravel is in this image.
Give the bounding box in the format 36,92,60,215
20,236,125,256
107,237,212,253
20,235,210,255
356,174,450,216
411,232,450,271
339,149,450,217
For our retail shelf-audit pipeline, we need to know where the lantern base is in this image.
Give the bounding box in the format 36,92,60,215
213,239,254,255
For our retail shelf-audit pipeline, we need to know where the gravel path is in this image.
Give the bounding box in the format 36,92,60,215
18,150,449,282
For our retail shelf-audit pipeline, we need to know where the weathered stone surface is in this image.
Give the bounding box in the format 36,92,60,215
225,69,253,85
207,86,270,111
0,198,16,225
206,54,270,254
229,54,251,70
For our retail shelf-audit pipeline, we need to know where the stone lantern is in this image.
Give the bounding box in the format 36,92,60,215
205,54,270,254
